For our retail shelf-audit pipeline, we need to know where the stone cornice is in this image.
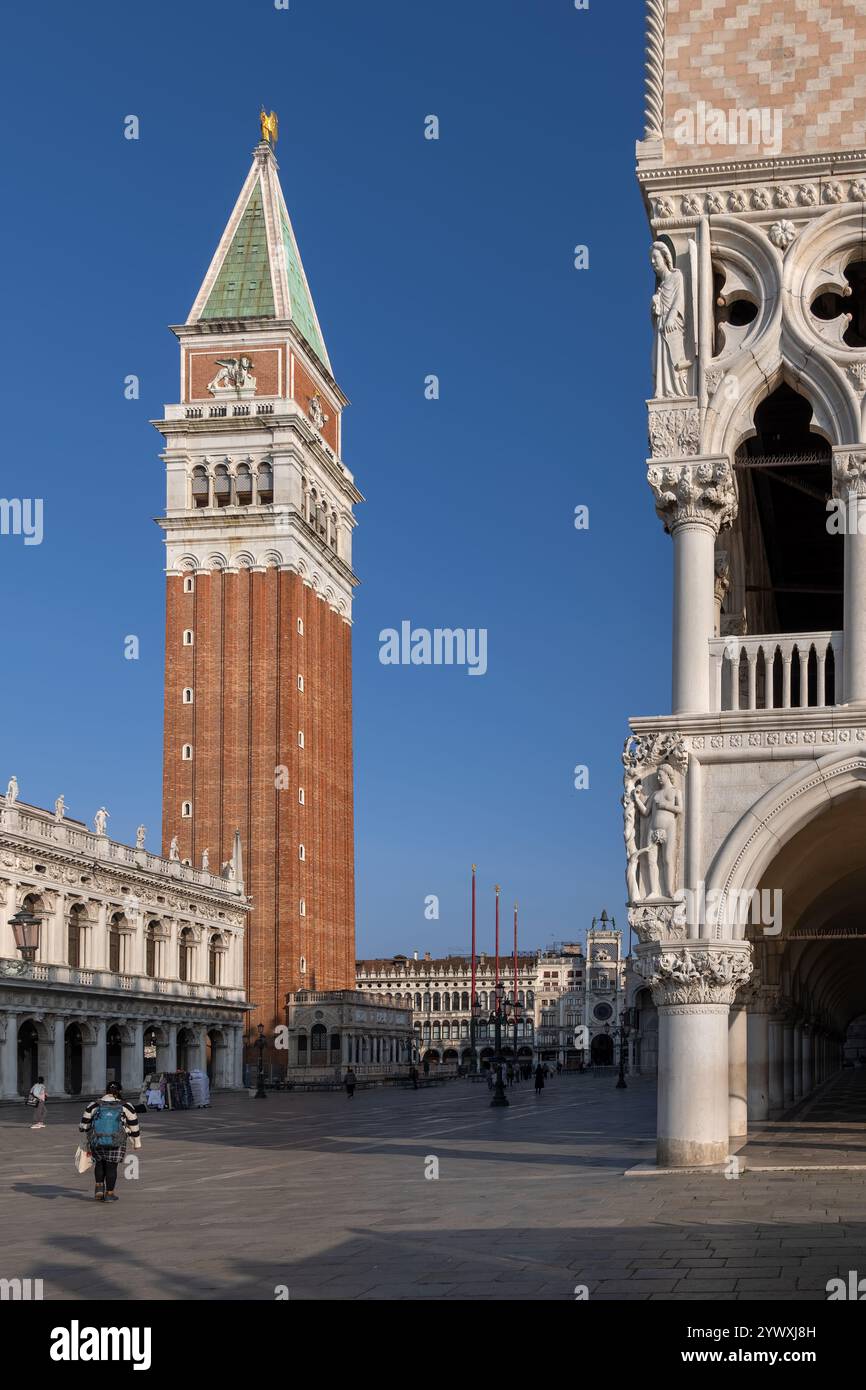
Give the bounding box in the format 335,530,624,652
629,710,866,755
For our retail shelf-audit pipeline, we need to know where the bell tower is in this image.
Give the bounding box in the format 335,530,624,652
153,120,361,1045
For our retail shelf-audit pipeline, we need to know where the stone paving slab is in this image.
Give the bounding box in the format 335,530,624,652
1,1073,866,1300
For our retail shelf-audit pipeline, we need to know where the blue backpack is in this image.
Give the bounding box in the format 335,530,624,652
91,1101,124,1146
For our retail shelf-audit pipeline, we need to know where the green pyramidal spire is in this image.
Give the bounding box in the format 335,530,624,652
187,140,331,373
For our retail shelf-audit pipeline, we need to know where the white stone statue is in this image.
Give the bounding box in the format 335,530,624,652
169,836,180,861
632,764,683,900
202,847,210,871
94,807,109,836
650,242,691,399
136,824,147,849
6,776,18,806
54,794,64,822
221,859,236,881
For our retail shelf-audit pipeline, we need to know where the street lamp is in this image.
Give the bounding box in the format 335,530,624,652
9,907,42,963
253,1022,268,1099
487,980,509,1107
605,1015,631,1089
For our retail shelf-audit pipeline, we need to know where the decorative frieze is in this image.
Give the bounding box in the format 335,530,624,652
832,449,866,500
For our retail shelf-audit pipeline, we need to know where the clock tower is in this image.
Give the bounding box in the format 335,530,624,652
153,126,361,1050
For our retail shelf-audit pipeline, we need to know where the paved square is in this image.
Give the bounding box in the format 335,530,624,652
3,1073,866,1300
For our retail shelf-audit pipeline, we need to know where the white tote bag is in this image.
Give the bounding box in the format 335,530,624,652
74,1145,93,1174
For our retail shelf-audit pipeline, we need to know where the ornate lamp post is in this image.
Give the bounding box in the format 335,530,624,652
253,1022,268,1100
9,907,42,964
489,979,509,1107
606,1013,632,1089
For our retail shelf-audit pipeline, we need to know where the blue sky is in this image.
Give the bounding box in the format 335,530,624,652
0,0,669,959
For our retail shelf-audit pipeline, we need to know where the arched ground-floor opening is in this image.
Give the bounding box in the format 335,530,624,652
590,1034,614,1066
64,1023,83,1095
17,1020,41,1095
645,759,866,1167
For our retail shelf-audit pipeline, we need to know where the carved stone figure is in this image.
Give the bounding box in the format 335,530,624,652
207,356,257,394
308,395,329,430
54,794,64,822
222,860,236,881
202,847,210,871
94,807,109,836
6,776,18,806
623,732,688,905
169,836,180,861
650,242,691,399
136,824,147,849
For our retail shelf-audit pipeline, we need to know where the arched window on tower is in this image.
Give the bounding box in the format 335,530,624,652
191,467,209,508
214,465,231,507
235,464,253,506
256,462,273,504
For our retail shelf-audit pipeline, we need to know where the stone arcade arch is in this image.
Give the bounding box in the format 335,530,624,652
645,750,866,1167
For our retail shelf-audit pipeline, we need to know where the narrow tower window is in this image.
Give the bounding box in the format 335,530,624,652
257,462,273,503
183,630,194,646
298,730,305,749
297,674,304,692
181,744,193,760
191,468,209,509
299,844,306,861
298,788,305,805
182,688,194,704
299,899,306,916
183,575,195,593
297,617,304,636
181,801,192,818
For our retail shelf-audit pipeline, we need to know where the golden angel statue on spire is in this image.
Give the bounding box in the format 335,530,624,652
260,109,279,145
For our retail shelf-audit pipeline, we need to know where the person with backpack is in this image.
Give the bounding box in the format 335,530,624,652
28,1076,47,1128
78,1083,141,1202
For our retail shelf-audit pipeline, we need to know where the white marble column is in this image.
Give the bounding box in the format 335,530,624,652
123,1021,145,1090
834,452,866,703
0,1011,19,1098
747,1006,770,1122
640,940,751,1167
649,456,735,716
728,1003,748,1138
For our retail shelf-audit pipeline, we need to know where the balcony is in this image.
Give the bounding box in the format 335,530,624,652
709,631,843,713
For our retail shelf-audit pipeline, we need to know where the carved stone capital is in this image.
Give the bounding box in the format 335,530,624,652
636,942,753,1008
832,447,866,500
647,456,737,535
628,902,687,944
647,400,701,460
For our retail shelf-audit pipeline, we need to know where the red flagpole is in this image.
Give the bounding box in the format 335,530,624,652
495,885,501,1014
513,901,518,1002
471,864,477,1011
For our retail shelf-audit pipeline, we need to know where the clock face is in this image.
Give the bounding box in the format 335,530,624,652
593,1002,613,1022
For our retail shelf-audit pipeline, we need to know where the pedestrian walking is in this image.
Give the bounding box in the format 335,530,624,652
78,1083,141,1202
344,1067,357,1099
556,1060,562,1076
534,1063,545,1096
409,1065,419,1090
506,1063,514,1087
486,1068,494,1091
28,1076,47,1129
